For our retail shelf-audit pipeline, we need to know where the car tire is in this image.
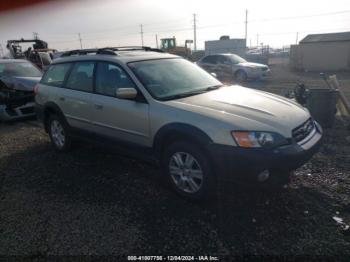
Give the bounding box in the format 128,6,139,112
235,70,248,82
162,140,216,200
47,114,72,152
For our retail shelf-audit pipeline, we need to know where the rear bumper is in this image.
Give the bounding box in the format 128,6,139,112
208,123,323,187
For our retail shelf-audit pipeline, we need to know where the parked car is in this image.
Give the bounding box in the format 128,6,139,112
197,53,270,82
0,59,42,121
35,47,322,200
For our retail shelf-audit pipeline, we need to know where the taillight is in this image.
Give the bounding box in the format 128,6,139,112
34,83,40,95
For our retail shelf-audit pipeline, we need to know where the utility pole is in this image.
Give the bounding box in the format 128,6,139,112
244,9,248,43
256,34,259,47
33,32,39,40
193,13,197,51
296,32,299,44
78,33,83,49
155,34,159,48
140,24,144,46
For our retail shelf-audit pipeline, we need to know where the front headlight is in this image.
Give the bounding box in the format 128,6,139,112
231,131,288,148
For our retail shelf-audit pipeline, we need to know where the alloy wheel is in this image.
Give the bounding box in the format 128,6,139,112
50,120,65,148
169,152,203,193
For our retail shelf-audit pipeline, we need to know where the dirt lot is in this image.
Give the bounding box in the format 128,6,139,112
1,60,350,260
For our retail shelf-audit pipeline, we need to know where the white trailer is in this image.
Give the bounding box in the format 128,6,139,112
204,38,246,57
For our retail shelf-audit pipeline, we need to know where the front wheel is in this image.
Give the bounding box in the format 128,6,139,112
48,114,72,152
235,70,248,82
162,141,216,200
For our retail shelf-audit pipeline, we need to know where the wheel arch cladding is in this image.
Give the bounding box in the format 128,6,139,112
43,102,67,132
153,123,213,158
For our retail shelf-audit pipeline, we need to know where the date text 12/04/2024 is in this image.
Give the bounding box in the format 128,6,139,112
127,256,219,261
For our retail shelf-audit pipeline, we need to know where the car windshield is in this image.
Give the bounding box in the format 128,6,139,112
0,62,42,77
128,58,223,100
229,54,246,64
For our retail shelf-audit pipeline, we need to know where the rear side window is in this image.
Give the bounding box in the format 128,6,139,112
201,55,217,64
65,62,95,92
41,63,71,87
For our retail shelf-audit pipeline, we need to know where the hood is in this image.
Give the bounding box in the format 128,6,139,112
166,86,310,137
11,76,41,92
239,62,268,68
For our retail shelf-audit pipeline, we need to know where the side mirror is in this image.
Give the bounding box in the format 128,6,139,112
211,72,217,78
116,87,138,99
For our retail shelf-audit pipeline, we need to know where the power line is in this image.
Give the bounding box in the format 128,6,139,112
140,24,144,46
42,9,350,44
78,33,83,49
250,9,350,23
43,9,350,49
0,44,4,57
244,9,248,42
193,13,197,51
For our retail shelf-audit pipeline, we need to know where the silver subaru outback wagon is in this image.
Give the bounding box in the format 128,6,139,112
35,47,322,200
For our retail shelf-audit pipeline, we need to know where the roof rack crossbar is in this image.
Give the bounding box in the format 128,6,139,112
61,46,164,57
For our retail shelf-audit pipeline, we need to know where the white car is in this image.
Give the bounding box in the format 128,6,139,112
35,47,321,200
197,53,270,82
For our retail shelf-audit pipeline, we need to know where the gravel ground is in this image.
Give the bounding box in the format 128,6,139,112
0,118,350,260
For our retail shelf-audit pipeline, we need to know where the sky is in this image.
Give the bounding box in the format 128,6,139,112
0,0,350,53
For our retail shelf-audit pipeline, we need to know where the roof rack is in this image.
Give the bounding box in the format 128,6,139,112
61,46,164,57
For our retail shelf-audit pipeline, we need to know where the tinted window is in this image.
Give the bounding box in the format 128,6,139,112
0,62,42,77
41,63,71,86
65,62,94,92
201,55,217,64
95,62,136,97
217,56,231,65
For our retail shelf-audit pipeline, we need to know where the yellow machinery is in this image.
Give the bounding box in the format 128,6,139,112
160,37,192,59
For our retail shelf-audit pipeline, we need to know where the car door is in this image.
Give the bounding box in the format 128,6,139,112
91,62,150,147
217,55,233,79
56,61,95,131
200,55,217,73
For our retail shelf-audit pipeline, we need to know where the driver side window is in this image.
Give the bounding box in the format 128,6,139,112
217,56,231,65
95,62,136,97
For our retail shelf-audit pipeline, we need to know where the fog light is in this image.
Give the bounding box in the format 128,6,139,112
258,170,270,182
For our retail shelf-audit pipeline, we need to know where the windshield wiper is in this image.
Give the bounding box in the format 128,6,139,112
161,90,207,101
205,84,224,91
161,84,224,101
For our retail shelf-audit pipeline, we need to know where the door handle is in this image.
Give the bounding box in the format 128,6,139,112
94,104,103,110
59,97,65,101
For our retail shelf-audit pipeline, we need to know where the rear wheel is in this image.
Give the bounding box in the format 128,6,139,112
48,114,72,152
162,141,215,200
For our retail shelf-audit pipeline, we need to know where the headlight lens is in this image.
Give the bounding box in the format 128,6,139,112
231,131,287,148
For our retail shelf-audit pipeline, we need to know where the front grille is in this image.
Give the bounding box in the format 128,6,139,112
292,118,315,142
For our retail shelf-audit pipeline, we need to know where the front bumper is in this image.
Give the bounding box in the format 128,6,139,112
247,69,271,79
0,102,36,121
208,123,323,187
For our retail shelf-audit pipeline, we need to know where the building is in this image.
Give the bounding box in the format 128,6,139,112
290,31,350,71
204,38,246,57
